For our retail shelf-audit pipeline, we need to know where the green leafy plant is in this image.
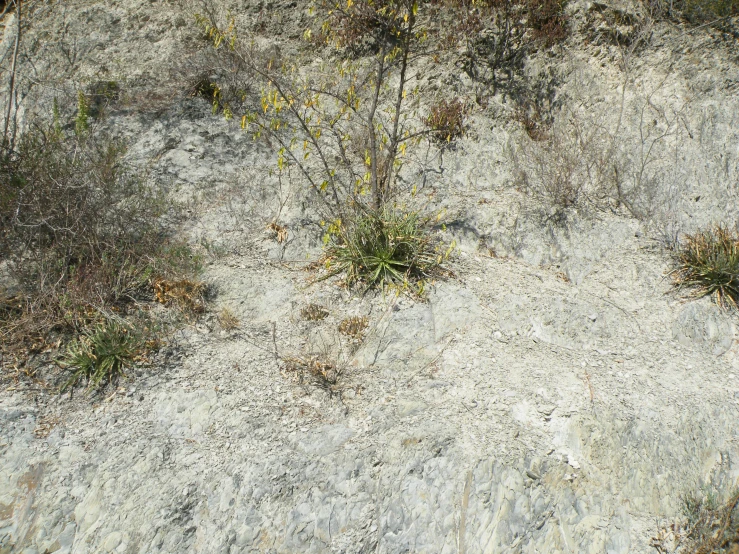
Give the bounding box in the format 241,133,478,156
60,321,142,392
323,209,447,292
671,225,739,310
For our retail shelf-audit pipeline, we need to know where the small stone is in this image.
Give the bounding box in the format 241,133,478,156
103,531,122,552
537,404,556,417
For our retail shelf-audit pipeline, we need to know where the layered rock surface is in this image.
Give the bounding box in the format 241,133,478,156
1,0,739,552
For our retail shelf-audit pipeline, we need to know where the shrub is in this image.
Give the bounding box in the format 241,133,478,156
526,0,569,46
680,487,739,553
60,320,142,392
0,116,202,370
425,98,467,143
323,209,445,292
671,225,739,310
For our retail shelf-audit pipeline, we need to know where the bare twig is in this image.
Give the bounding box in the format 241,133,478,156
3,0,21,149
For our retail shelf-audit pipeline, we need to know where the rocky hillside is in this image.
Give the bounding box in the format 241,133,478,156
1,0,739,552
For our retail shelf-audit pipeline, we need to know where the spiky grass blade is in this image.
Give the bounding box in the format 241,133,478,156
324,209,446,292
672,224,739,310
60,320,142,392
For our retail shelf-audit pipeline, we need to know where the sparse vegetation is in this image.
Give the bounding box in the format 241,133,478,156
513,112,613,214
425,98,467,143
284,354,342,392
671,225,739,310
217,307,240,330
0,111,203,383
645,0,739,24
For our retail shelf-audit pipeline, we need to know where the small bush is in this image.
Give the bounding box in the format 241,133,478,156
526,0,570,46
425,98,467,143
682,488,739,553
324,210,445,292
0,115,202,371
60,321,142,392
671,225,739,310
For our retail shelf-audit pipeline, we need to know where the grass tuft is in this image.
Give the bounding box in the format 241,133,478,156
217,307,240,330
60,321,142,392
338,315,369,340
324,209,445,292
425,99,467,143
672,225,739,310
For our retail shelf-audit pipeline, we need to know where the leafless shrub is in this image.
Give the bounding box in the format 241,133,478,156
644,0,738,26
512,79,685,221
513,110,614,214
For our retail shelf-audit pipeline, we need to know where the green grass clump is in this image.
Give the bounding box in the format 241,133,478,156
60,321,142,392
324,209,445,292
672,225,739,309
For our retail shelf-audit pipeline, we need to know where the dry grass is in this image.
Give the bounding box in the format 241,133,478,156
338,315,369,340
283,354,342,392
301,303,329,321
217,307,241,330
153,278,207,316
267,221,289,243
425,98,467,143
671,225,739,310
